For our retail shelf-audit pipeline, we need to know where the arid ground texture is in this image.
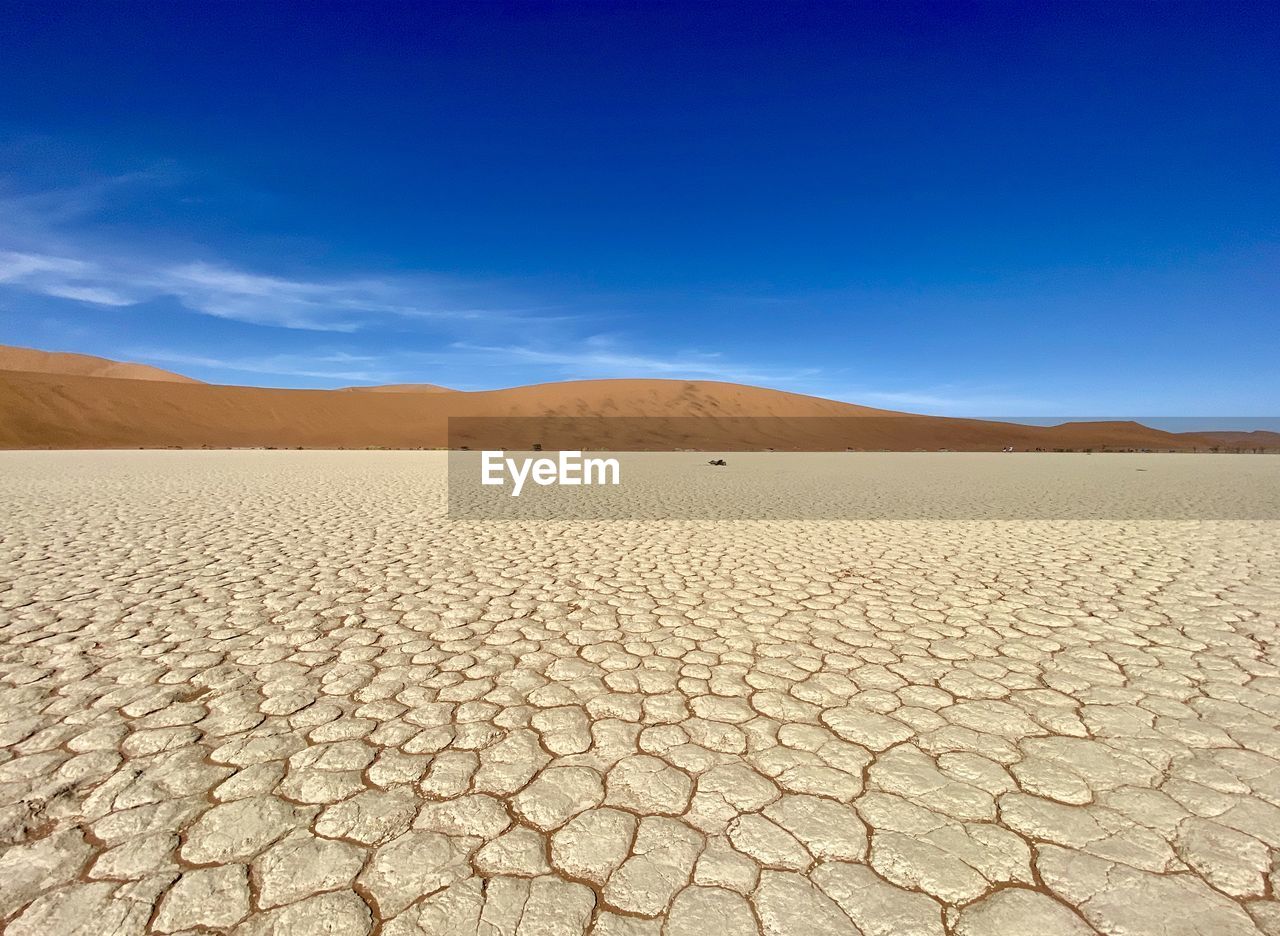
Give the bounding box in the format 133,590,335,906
0,451,1278,935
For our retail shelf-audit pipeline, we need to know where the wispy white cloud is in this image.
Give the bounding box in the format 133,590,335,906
127,337,1052,413
39,283,136,306
133,349,394,382
3,169,1038,411
0,248,528,331
452,337,821,385
810,384,1058,415
0,172,567,332
0,250,87,280
0,166,171,227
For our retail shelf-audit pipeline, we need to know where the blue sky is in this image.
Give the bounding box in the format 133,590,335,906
0,1,1276,416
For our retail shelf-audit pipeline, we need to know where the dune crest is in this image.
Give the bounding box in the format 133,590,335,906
339,383,456,393
0,349,1238,451
0,344,203,383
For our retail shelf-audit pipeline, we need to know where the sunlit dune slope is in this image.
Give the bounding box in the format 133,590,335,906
0,365,1224,451
0,344,202,383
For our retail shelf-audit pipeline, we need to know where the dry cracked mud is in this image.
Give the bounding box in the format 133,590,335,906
0,451,1278,935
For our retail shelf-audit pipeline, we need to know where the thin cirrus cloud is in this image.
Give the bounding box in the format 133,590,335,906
816,386,1058,416
132,340,814,387
451,340,822,386
0,251,138,304
131,349,395,383
127,340,1061,411
0,248,520,332
0,173,1035,410
0,170,543,332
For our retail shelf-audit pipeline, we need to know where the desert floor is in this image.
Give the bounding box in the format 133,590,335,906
0,451,1278,936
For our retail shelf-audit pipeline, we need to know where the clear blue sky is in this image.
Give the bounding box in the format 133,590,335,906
0,1,1276,416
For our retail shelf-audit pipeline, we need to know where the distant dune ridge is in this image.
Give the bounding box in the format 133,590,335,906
339,383,456,393
0,343,1264,451
0,344,202,384
1192,429,1280,448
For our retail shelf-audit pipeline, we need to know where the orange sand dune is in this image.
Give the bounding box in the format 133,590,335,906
0,344,202,383
1187,430,1280,448
339,383,456,393
0,360,1226,450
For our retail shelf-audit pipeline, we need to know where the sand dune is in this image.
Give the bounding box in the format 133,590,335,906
0,344,202,383
339,383,456,393
0,362,1228,451
1189,429,1280,448
0,343,1252,451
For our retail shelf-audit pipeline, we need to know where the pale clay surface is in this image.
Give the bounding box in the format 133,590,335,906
0,450,1278,935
